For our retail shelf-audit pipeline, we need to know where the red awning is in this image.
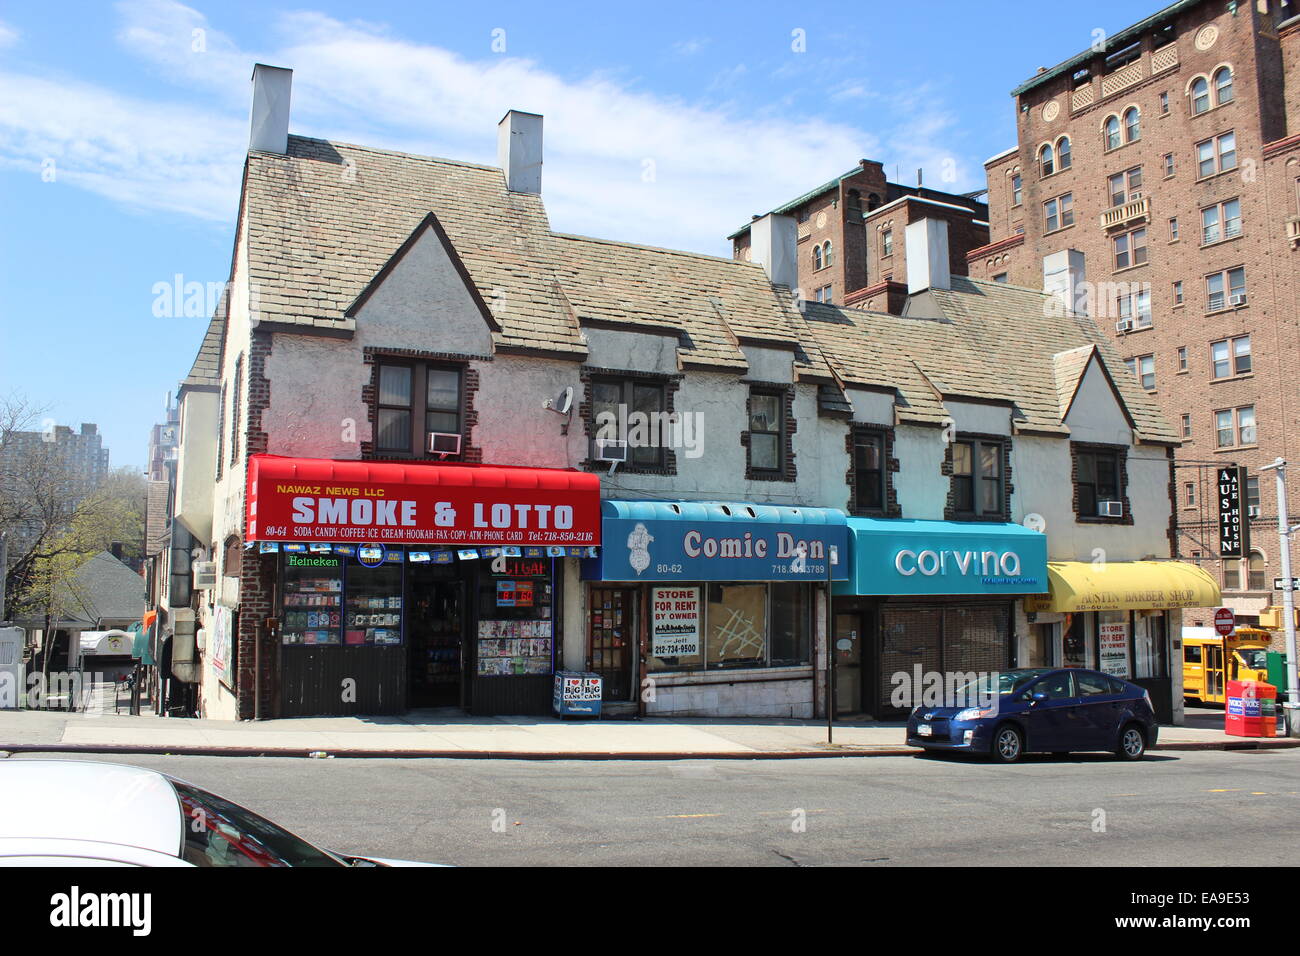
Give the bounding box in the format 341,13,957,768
246,455,601,547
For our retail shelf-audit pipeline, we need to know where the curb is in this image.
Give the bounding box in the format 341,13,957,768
2,740,1296,759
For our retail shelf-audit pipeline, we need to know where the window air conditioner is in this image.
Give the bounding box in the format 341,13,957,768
192,561,217,590
1115,319,1134,333
1248,505,1261,518
427,432,462,457
1230,294,1247,307
592,438,628,463
1098,500,1124,518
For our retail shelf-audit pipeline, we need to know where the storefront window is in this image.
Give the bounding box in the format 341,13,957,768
345,562,403,645
706,584,767,668
1097,610,1131,678
1134,610,1167,679
769,582,811,665
476,559,554,676
281,555,343,645
1061,613,1091,668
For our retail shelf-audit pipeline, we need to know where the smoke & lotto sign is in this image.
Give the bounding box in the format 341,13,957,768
246,456,601,547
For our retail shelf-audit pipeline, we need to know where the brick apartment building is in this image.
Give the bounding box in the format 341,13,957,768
967,0,1300,636
728,161,989,310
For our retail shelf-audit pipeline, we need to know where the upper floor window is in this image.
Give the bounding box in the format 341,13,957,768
1123,107,1141,143
1211,334,1251,378
814,240,832,270
881,228,893,257
1113,227,1147,269
1075,446,1125,519
815,284,833,303
1057,136,1072,170
592,377,666,468
229,355,243,467
1196,131,1237,178
1205,266,1246,311
1104,115,1121,150
376,362,463,456
747,390,784,474
1116,287,1152,328
1044,193,1074,232
813,244,823,270
1011,174,1022,206
1164,152,1175,177
1215,405,1255,448
1040,144,1054,177
851,428,887,515
1201,198,1241,244
1125,354,1155,391
1160,91,1170,115
951,438,1006,519
1108,166,1143,206
1214,67,1234,106
1248,550,1266,591
1191,76,1211,115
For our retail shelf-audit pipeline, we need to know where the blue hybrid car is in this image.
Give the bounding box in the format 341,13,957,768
906,668,1158,763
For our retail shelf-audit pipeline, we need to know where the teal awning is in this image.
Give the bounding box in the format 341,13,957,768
834,517,1048,596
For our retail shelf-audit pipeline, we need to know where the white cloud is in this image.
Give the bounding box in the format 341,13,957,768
0,20,17,48
0,0,978,252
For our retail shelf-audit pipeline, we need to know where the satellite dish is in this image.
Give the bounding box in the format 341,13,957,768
545,386,573,415
1022,513,1046,533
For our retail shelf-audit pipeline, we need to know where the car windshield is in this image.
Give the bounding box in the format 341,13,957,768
1236,648,1268,670
169,779,346,867
952,669,1052,698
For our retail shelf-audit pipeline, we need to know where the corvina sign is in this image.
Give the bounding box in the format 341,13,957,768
835,518,1049,597
246,455,600,547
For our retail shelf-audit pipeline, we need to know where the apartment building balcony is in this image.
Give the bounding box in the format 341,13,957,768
1150,42,1178,75
1100,59,1144,99
1101,196,1150,230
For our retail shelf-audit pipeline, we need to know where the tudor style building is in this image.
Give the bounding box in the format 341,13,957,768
160,65,1213,726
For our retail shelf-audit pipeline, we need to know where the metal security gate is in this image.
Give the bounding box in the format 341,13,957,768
877,603,1011,713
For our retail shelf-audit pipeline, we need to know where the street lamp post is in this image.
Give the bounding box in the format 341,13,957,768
1258,458,1299,738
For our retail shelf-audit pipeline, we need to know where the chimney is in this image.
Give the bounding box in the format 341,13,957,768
249,64,293,154
1042,249,1088,316
749,213,799,290
498,110,543,194
904,218,950,294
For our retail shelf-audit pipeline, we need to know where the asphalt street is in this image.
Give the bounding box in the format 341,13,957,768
13,748,1299,866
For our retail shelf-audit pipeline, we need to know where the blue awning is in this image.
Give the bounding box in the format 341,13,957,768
582,500,849,582
834,517,1048,596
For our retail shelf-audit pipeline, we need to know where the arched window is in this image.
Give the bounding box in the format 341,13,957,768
1057,136,1072,170
813,244,823,270
1248,550,1266,591
1214,67,1233,105
1191,76,1210,114
823,241,833,267
1124,107,1141,142
867,193,881,211
1039,143,1054,176
1104,115,1121,149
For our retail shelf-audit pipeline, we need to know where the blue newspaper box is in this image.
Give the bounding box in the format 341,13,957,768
554,671,602,717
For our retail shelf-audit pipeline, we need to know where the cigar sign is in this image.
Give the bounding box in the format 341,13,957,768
246,455,601,547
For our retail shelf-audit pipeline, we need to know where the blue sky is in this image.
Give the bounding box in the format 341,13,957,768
0,0,1153,469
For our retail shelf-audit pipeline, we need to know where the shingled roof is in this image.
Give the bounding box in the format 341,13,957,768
798,277,1177,444
242,136,584,356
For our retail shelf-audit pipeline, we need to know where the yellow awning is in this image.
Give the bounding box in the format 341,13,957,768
1024,560,1221,613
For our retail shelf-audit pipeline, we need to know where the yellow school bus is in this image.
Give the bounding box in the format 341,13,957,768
1183,627,1272,704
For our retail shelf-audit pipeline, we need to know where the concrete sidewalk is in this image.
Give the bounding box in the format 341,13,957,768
1,708,1296,759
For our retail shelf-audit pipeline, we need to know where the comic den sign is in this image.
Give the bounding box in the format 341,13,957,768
246,456,601,547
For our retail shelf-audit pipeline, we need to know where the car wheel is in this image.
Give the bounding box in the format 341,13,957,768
990,724,1024,763
1116,723,1146,761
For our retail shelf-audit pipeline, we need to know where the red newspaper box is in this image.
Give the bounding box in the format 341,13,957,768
1225,680,1278,737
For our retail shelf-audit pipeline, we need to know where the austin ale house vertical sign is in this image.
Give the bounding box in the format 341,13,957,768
1217,466,1249,559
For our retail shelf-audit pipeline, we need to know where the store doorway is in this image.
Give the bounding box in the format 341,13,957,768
589,587,636,701
834,612,864,715
407,564,465,709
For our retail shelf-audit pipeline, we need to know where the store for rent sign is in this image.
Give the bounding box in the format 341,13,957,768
246,456,600,546
651,586,700,657
1098,618,1131,678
